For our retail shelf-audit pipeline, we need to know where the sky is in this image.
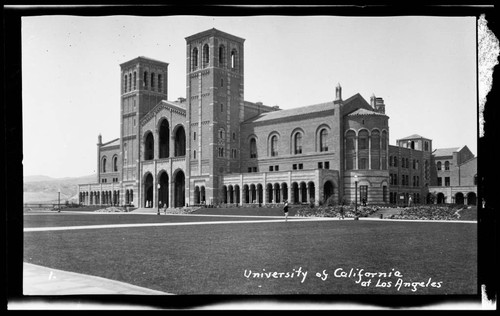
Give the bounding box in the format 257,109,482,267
21,15,477,179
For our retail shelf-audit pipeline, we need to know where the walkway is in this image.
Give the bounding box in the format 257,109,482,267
23,263,170,295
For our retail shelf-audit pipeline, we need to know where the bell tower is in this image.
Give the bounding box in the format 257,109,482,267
119,57,169,204
185,28,245,204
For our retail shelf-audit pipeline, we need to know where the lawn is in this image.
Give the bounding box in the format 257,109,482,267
23,213,295,228
23,213,477,295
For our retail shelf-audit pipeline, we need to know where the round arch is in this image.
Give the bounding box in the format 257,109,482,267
143,130,155,161
143,172,154,208
467,192,477,205
172,125,186,157
158,170,169,208
173,169,185,207
158,117,170,159
455,192,464,205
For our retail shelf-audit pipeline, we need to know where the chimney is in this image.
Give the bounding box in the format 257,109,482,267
335,83,342,102
375,97,385,114
370,93,376,108
97,134,102,145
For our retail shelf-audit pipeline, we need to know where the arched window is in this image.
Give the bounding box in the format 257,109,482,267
192,47,198,70
474,174,478,185
124,74,128,92
358,130,369,169
144,71,148,89
250,138,257,158
159,119,170,159
219,128,225,140
202,44,209,68
174,126,186,157
158,74,162,92
231,49,237,69
151,73,155,90
133,71,137,90
219,45,226,66
371,130,381,170
437,161,442,171
345,130,356,170
270,135,278,157
320,129,328,152
445,161,450,171
381,130,388,149
358,130,369,150
128,74,131,92
101,157,107,173
294,132,303,154
144,132,154,160
113,156,118,172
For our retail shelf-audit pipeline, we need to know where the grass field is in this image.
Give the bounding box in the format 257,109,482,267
23,210,478,296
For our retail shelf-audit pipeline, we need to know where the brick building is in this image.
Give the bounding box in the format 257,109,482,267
78,28,477,208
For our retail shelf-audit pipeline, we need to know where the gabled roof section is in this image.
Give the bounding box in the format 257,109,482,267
101,138,120,148
185,28,245,43
398,134,430,140
341,93,382,117
347,108,387,117
140,100,186,127
120,56,169,68
432,147,460,157
244,101,334,123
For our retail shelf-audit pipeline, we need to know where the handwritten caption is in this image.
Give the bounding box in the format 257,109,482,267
243,267,443,292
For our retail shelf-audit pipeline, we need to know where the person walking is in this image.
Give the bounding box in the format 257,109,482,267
283,201,289,222
339,200,345,220
163,203,167,215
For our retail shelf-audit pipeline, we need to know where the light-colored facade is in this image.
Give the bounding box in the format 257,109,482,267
78,28,476,208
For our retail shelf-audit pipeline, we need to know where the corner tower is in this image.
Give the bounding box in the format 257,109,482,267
185,28,245,205
119,57,169,203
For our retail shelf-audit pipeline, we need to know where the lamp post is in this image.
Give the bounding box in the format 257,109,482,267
354,175,358,220
58,189,61,213
157,183,161,215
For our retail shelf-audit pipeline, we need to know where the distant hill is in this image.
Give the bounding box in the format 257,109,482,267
24,174,97,203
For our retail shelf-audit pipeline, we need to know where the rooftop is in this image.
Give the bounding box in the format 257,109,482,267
101,138,120,148
432,147,460,157
398,134,430,141
245,101,334,123
346,108,386,117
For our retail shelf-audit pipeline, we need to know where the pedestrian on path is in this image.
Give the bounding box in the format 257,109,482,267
163,203,167,215
339,200,345,220
283,201,289,222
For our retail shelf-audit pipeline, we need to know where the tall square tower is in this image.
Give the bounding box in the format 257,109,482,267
185,29,245,204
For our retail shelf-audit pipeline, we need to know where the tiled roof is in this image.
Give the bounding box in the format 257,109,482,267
398,134,429,140
247,101,334,123
432,147,460,157
346,108,386,116
161,100,186,110
101,138,120,148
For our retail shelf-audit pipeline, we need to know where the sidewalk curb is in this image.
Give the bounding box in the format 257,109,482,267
23,262,172,295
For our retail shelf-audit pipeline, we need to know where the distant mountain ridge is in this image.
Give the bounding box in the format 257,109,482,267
24,174,97,183
24,174,97,203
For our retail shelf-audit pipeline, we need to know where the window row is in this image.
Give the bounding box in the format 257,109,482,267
101,156,119,173
191,44,239,71
345,129,388,151
143,123,186,161
389,174,420,187
436,161,450,171
249,127,330,159
389,156,420,169
437,177,451,187
123,71,163,93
